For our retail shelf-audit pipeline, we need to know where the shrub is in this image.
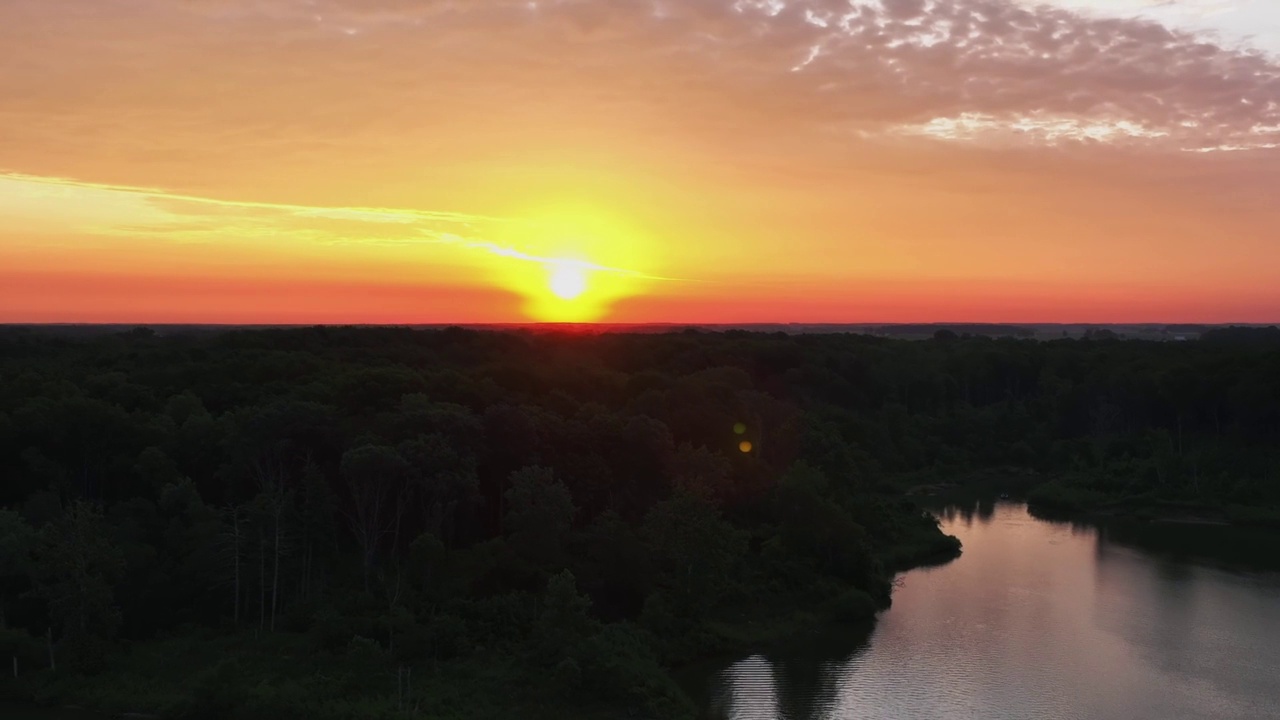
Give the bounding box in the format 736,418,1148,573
830,589,878,622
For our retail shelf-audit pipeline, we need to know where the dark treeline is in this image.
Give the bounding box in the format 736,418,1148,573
875,324,1037,338
0,326,1277,718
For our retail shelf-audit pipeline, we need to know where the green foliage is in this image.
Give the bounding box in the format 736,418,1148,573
1026,481,1113,514
503,467,576,574
577,623,697,719
669,442,733,504
4,326,1274,718
753,462,889,602
340,444,409,585
398,434,478,546
0,627,43,672
0,510,35,628
829,588,879,622
576,510,650,617
531,570,594,662
641,493,746,621
30,500,125,672
423,612,469,660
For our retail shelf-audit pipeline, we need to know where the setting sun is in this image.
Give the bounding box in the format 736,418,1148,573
548,263,587,300
520,257,616,323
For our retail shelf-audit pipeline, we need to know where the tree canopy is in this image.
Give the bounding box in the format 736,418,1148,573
0,325,1275,718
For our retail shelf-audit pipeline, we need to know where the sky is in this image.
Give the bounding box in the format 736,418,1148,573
2,0,1279,324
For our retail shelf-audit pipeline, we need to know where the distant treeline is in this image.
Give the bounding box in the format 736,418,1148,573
876,324,1037,338
1201,326,1280,345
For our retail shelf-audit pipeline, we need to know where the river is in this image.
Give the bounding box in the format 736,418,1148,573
697,500,1280,720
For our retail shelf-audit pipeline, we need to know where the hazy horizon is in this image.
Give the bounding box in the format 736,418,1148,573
4,320,1271,330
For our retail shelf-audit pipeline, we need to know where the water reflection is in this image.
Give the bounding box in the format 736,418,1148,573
702,502,1280,720
932,496,996,528
710,656,780,720
708,631,871,720
711,656,847,720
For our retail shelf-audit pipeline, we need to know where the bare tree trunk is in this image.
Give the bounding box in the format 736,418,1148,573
271,510,281,633
385,565,404,659
300,541,310,601
78,571,87,634
47,627,55,671
231,507,242,628
363,494,382,593
259,526,266,633
234,537,241,627
362,533,371,593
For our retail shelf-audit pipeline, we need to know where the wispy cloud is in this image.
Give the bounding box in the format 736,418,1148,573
5,0,1276,165
0,171,665,278
0,172,510,226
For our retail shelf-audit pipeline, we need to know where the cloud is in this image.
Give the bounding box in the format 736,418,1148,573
0,171,660,278
704,0,1280,150
1016,0,1239,17
5,0,1270,157
3,2,1279,244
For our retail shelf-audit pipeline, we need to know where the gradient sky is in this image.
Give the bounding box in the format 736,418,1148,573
3,0,1279,324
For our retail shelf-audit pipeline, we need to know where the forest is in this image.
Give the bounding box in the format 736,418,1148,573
1,326,1277,719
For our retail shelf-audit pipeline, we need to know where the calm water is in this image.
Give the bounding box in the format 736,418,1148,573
700,501,1280,720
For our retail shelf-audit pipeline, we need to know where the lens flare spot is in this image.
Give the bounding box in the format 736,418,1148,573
739,441,753,453
733,422,747,435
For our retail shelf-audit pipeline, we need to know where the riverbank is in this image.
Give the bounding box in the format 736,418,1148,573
1024,480,1280,529
902,466,1280,531
692,532,963,658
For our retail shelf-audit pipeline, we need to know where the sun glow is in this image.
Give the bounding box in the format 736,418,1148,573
471,202,663,323
528,258,603,322
548,262,588,300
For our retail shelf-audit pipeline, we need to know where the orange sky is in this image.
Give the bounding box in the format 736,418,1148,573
3,0,1280,324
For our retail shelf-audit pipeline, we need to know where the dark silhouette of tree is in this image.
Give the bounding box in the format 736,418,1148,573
340,445,409,590
31,500,124,672
0,324,1275,718
503,467,576,574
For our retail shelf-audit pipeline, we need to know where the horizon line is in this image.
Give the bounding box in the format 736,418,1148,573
3,321,1276,329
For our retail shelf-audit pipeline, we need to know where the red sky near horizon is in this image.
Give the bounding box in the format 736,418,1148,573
3,0,1280,324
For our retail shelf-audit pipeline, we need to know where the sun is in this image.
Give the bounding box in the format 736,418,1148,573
548,263,587,300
